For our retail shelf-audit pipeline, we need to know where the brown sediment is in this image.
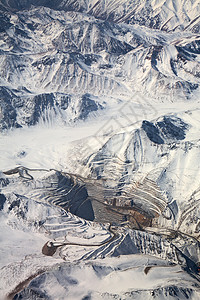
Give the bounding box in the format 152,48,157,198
42,242,58,256
144,266,152,275
42,224,117,258
129,209,153,228
3,167,20,175
6,270,45,300
106,205,153,229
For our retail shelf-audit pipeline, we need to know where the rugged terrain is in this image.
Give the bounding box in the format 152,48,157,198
0,0,200,299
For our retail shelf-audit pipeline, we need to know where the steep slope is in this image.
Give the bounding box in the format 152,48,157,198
0,0,200,32
62,109,200,240
0,5,199,130
0,168,199,299
0,1,200,299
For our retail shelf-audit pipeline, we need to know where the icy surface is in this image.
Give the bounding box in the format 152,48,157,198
0,1,200,299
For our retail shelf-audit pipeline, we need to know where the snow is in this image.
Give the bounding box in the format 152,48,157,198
0,212,63,298
1,102,200,298
12,255,200,299
0,96,199,171
0,1,200,299
0,215,46,269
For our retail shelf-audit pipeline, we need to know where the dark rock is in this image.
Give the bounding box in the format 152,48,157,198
30,93,55,125
8,199,20,211
142,120,164,144
0,87,22,130
142,116,188,144
14,288,49,300
151,46,163,71
17,151,27,158
78,93,102,120
157,117,188,141
0,193,6,210
0,12,12,32
75,199,95,221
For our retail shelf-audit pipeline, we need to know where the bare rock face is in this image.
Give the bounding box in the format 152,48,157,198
0,1,199,130
1,0,200,32
1,2,200,300
0,87,22,130
142,116,188,145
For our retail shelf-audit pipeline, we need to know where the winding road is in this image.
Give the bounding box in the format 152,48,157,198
3,165,200,300
42,223,117,256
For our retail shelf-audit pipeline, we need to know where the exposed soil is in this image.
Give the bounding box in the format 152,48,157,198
42,242,58,256
6,270,45,300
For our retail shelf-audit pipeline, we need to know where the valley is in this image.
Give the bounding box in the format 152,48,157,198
0,0,200,299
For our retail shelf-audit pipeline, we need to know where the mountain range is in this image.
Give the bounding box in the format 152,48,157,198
0,0,200,299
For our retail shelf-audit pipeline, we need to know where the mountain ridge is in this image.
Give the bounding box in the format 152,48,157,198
0,4,199,130
0,0,200,33
0,1,200,299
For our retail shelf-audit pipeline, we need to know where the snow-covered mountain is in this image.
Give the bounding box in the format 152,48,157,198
0,1,199,130
0,1,200,299
1,0,200,32
1,167,199,299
